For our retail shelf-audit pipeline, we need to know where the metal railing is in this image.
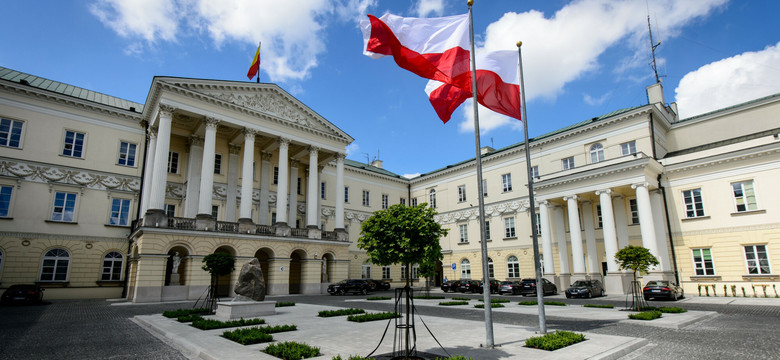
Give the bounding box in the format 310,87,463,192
135,216,344,242
215,221,239,233
168,217,196,230
290,227,308,238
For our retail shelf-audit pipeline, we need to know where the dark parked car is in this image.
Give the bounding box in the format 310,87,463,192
1,284,44,305
365,279,391,291
643,280,684,301
498,281,522,295
518,278,557,296
452,279,480,293
565,280,605,298
441,280,456,292
327,279,371,295
478,279,501,294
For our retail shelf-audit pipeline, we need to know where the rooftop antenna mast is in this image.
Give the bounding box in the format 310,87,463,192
647,12,662,84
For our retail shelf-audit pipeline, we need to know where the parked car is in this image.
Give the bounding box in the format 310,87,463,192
477,279,501,294
498,281,522,295
327,279,371,295
518,278,557,296
452,280,480,293
440,280,456,292
1,284,44,305
365,279,391,291
565,280,605,298
643,280,684,301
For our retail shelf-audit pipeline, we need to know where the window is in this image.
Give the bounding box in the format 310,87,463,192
401,264,407,280
458,185,466,202
101,252,124,281
411,263,419,279
168,152,179,174
344,186,349,203
320,182,326,199
214,154,222,174
362,261,371,279
40,248,70,281
51,191,77,222
484,220,491,241
530,166,539,179
744,245,771,275
732,181,758,212
482,179,488,197
621,140,637,156
562,156,575,170
487,257,494,278
62,130,85,158
211,205,219,219
0,118,24,148
164,204,176,217
412,198,418,206
362,190,370,207
117,141,137,167
382,266,391,279
535,213,541,235
589,143,605,163
501,174,512,192
692,248,715,276
273,167,279,184
596,205,603,228
628,199,639,224
459,224,468,243
428,189,437,208
297,177,302,195
539,254,545,273
461,259,471,279
683,188,705,218
400,197,406,206
507,256,520,278
271,212,276,224
0,185,12,217
504,217,516,238
382,194,389,209
109,198,131,226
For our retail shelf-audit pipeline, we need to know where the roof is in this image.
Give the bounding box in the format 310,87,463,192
674,92,780,124
344,159,405,179
0,66,143,113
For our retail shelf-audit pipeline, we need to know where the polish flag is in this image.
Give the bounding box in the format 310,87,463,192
360,13,471,85
425,50,521,123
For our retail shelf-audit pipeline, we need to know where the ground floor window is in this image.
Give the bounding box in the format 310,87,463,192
361,261,371,279
101,251,124,281
461,259,471,279
692,248,715,276
744,245,771,275
40,248,70,281
507,256,520,278
382,266,391,279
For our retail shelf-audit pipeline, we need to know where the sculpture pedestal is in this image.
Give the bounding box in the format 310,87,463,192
215,301,276,320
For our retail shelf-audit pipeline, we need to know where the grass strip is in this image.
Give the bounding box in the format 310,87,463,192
176,314,204,323
318,308,365,317
477,298,510,303
451,297,470,301
264,341,321,359
583,304,614,309
439,301,469,306
525,330,586,351
191,317,265,330
222,324,297,345
628,310,662,320
366,296,391,301
275,302,296,307
518,300,566,306
413,295,445,299
347,312,400,323
162,308,211,318
474,303,505,309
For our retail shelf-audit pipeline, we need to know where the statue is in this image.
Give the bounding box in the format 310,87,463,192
233,258,266,301
171,252,181,274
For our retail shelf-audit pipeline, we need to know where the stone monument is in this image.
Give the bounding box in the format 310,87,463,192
215,258,276,320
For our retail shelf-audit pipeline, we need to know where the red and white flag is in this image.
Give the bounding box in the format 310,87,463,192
425,50,521,123
360,13,471,85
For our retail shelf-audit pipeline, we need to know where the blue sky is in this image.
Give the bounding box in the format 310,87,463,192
1,0,779,178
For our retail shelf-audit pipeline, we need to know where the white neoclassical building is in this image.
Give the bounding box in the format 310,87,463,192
0,65,778,301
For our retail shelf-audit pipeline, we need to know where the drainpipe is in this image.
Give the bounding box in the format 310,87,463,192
658,174,680,284
123,119,149,299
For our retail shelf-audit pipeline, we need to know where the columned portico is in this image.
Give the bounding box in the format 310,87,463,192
334,153,347,239
306,147,319,228
185,136,204,218
564,195,587,281
196,117,219,230
551,205,571,288
539,201,555,277
226,144,241,222
632,182,659,267
238,129,256,231
287,160,299,227
580,200,600,278
140,127,157,215
275,137,291,233
144,104,173,226
259,152,272,225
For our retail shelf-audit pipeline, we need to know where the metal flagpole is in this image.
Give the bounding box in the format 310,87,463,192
517,40,547,334
257,41,261,83
467,0,494,347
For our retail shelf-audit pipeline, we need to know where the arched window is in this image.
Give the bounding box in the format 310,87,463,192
101,251,124,281
507,256,520,278
487,257,494,278
40,248,70,281
429,189,437,208
362,260,371,279
590,143,605,163
461,259,471,279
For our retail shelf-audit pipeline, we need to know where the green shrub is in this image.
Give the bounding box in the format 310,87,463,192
275,302,295,307
191,317,265,330
583,304,614,309
222,325,297,345
347,312,401,323
451,297,470,301
477,298,510,303
318,308,366,317
366,296,391,301
525,330,586,351
474,303,504,309
518,301,566,306
162,308,211,318
177,314,204,323
628,310,662,320
414,295,445,299
657,307,687,313
264,341,321,359
438,301,469,306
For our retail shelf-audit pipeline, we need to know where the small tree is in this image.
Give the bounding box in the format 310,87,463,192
615,245,658,310
201,252,235,311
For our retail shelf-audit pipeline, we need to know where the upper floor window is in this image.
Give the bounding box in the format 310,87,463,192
214,154,222,174
297,177,302,195
109,198,131,226
344,186,349,203
211,205,219,219
412,198,418,206
744,244,771,275
459,224,468,243
62,130,85,158
40,248,70,281
101,252,124,281
534,213,541,235
362,190,370,207
168,152,179,174
400,197,406,206
0,118,24,148
273,167,279,184
589,143,605,163
596,205,603,228
562,156,575,170
621,140,637,156
629,198,639,224
321,182,326,199
51,191,77,222
530,165,540,179
504,217,516,238
429,189,437,208
482,179,488,197
732,180,758,212
692,248,715,276
117,141,137,167
382,194,389,209
683,188,705,218
501,174,512,192
484,220,491,241
164,204,176,217
458,185,466,202
0,185,13,217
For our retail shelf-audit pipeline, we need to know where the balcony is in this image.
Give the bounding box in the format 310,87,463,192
132,217,346,242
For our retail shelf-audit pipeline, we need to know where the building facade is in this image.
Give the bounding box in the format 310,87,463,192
1,66,777,301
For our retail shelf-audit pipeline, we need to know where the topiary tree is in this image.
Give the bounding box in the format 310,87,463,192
201,252,235,311
615,245,658,310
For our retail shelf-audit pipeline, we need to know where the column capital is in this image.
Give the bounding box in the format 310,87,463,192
335,152,346,161
277,137,290,147
580,199,592,205
189,135,204,147
148,126,158,138
631,182,650,190
289,160,300,168
204,117,220,128
563,194,579,202
158,104,175,117
308,146,320,155
243,127,257,138
595,189,612,196
538,200,550,206
261,151,273,161
229,144,242,155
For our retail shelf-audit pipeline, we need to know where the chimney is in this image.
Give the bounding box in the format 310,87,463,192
370,159,383,169
646,83,664,105
480,146,495,155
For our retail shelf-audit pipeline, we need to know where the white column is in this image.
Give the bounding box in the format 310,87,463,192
335,153,345,230
552,205,570,275
539,201,555,275
565,195,586,275
581,200,599,275
184,136,204,218
226,144,241,222
306,146,319,228
612,195,629,249
140,127,157,215
197,117,219,216
275,138,290,225
259,152,271,225
288,160,299,226
632,183,659,265
597,189,619,272
239,129,256,221
149,105,174,211
651,190,672,272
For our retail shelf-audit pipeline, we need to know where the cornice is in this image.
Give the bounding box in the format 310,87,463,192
533,107,652,148
664,143,780,175
0,157,141,193
0,231,128,243
343,163,409,185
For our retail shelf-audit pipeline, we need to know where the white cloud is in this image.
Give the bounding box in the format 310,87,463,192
89,0,376,82
583,91,612,106
457,100,523,134
346,143,360,156
674,41,780,119
414,0,444,17
402,173,421,179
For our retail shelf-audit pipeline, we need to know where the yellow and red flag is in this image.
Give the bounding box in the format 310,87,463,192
247,42,261,81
